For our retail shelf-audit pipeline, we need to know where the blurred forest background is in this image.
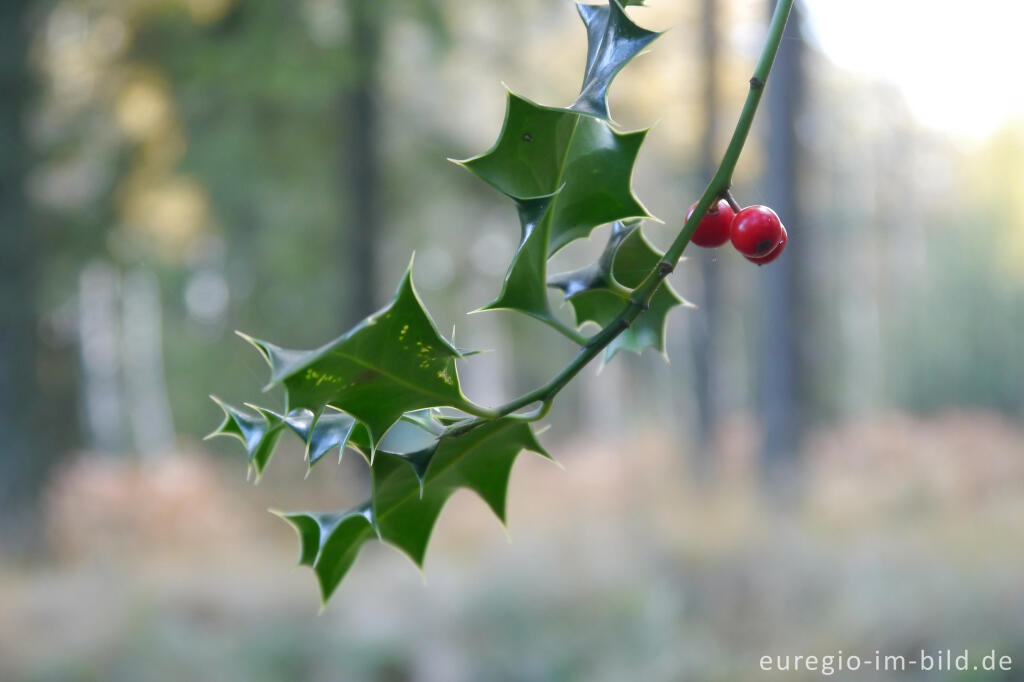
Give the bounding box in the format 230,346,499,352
2,0,1024,680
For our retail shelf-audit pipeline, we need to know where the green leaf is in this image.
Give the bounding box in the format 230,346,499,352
275,418,550,604
272,506,375,603
398,408,448,436
209,401,450,479
457,92,651,322
453,1,659,325
238,261,485,451
572,1,661,120
206,397,285,479
279,407,372,468
477,193,561,324
550,222,689,360
372,417,549,565
206,398,375,476
460,93,650,254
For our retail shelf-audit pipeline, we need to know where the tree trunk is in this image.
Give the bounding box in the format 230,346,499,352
342,0,382,323
759,0,806,492
0,0,43,549
690,0,722,482
122,267,175,459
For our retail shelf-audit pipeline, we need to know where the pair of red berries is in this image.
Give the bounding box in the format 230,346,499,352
686,200,787,264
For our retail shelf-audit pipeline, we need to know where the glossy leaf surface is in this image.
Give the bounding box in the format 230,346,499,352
207,397,285,479
572,1,660,120
279,407,372,467
551,222,687,360
275,418,549,603
460,93,649,254
273,507,375,603
458,93,650,322
239,263,482,450
478,193,560,323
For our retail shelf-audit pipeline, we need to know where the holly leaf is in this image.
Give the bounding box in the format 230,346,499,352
459,92,650,255
572,1,661,120
207,402,454,483
238,262,485,451
371,418,550,565
477,192,562,324
456,92,650,322
275,418,550,604
206,397,285,480
452,1,659,325
398,408,448,436
273,506,376,604
206,398,375,476
550,222,689,360
278,407,372,468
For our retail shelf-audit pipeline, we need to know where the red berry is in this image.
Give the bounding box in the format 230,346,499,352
730,205,785,257
686,199,735,248
744,225,787,265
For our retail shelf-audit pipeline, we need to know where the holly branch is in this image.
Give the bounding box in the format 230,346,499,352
447,0,795,434
208,0,795,605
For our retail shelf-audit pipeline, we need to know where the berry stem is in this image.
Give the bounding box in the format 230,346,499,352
446,0,796,437
722,188,742,213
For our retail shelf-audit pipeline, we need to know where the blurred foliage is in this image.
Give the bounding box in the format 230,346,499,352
30,0,463,440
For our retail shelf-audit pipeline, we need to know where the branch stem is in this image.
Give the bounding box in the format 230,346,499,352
448,0,795,438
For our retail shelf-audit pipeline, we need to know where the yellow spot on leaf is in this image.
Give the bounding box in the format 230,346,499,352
304,368,344,387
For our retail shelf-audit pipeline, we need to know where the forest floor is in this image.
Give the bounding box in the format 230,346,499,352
2,409,1024,682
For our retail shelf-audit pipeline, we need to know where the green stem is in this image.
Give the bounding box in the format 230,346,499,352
448,0,795,438
660,0,794,269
